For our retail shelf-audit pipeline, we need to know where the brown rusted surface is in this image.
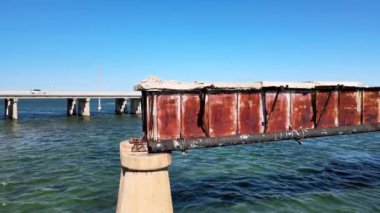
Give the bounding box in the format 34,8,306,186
238,92,263,134
265,92,289,132
339,91,361,126
156,94,181,140
291,92,314,130
181,94,206,138
363,91,380,125
139,79,380,144
207,93,237,137
146,95,154,140
315,91,338,128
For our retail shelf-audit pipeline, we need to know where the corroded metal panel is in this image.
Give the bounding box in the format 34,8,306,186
157,94,181,140
315,91,338,128
207,93,237,137
291,92,314,130
363,91,380,125
339,91,361,126
265,92,290,132
181,94,206,138
145,95,155,140
238,92,263,134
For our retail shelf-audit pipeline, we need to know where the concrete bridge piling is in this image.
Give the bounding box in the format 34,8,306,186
78,98,91,117
116,140,173,213
1,91,142,119
127,99,142,114
67,98,77,116
4,98,18,120
115,98,127,114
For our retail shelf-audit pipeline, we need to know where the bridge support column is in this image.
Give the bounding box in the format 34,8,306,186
115,98,127,114
78,98,90,117
126,98,142,114
116,141,173,213
67,98,77,116
4,98,18,120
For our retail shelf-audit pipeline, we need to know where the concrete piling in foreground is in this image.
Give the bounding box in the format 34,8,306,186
116,140,173,213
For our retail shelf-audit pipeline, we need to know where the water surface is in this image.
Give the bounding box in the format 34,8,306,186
0,99,379,212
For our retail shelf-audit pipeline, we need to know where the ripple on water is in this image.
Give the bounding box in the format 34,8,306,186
0,101,379,212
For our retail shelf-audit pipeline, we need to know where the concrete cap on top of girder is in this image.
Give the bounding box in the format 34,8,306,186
311,81,364,87
134,76,370,91
135,76,263,91
260,81,316,89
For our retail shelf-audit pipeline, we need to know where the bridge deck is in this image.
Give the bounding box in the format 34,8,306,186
0,91,141,99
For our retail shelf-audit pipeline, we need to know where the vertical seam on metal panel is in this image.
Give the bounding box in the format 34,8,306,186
206,92,210,137
259,92,264,133
312,89,317,128
360,89,364,125
179,93,182,139
261,90,267,133
154,94,158,140
236,92,240,135
337,89,340,127
289,90,293,130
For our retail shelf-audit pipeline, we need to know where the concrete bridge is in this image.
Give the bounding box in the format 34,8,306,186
0,91,142,119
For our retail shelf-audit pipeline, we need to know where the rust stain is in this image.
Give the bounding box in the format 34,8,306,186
291,92,314,130
363,91,380,125
146,95,154,140
157,94,181,140
265,92,289,133
181,94,206,138
238,92,263,134
339,91,361,126
207,93,237,137
316,91,338,128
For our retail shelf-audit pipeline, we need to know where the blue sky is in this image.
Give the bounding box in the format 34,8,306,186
0,0,379,91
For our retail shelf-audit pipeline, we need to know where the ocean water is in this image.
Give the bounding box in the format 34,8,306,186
0,99,379,212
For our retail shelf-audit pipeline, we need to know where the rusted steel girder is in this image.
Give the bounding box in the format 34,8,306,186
135,78,380,153
148,123,380,153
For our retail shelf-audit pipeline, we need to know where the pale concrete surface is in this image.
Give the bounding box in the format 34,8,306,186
115,98,127,114
134,76,366,91
127,99,142,114
4,98,18,120
66,98,77,116
116,141,173,213
78,98,90,117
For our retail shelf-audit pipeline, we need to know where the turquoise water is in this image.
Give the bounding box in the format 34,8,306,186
1,100,379,212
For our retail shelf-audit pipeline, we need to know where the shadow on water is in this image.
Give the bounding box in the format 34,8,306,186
171,157,380,208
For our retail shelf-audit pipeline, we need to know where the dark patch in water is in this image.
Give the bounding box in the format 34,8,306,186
172,158,380,207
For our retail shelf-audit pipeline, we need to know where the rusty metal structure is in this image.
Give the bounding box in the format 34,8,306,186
134,78,380,153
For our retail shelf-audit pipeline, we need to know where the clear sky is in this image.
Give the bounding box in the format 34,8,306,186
0,0,379,91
